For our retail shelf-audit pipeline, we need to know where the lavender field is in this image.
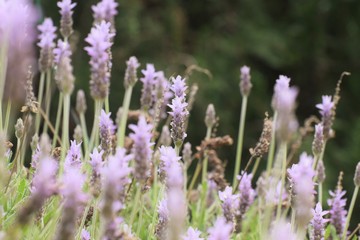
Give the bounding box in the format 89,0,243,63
0,0,359,239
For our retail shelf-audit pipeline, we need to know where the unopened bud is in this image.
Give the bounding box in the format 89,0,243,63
73,125,83,144
312,123,324,157
15,118,24,139
239,65,252,96
76,89,87,115
317,160,326,183
205,104,216,129
182,142,192,166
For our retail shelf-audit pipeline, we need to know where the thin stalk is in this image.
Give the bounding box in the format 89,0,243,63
0,102,2,131
318,183,323,206
35,72,45,134
4,100,11,132
347,224,360,240
52,93,63,148
233,95,248,188
136,195,144,236
251,157,261,176
187,161,202,198
105,96,109,113
266,111,278,174
88,100,102,156
0,35,9,106
15,138,21,172
202,126,212,183
60,93,70,173
117,86,133,147
291,208,296,231
129,184,141,225
276,141,287,221
342,186,359,240
80,113,89,155
313,141,327,170
43,70,52,134
91,200,99,239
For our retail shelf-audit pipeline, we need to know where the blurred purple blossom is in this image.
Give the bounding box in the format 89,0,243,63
158,146,181,182
57,0,76,38
99,109,116,156
316,95,334,139
182,227,204,240
269,220,296,240
207,217,233,240
310,203,329,240
64,140,82,171
92,0,118,23
219,186,239,224
124,56,140,88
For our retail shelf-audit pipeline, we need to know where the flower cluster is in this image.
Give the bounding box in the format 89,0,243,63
37,18,57,72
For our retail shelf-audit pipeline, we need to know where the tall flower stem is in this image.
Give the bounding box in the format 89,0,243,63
105,96,110,113
35,72,45,134
233,95,248,188
88,100,102,154
0,37,9,108
43,70,52,134
60,93,70,173
52,93,63,148
117,85,133,147
318,183,323,206
129,184,141,225
342,186,359,240
313,141,327,170
80,112,89,155
266,111,278,174
276,141,287,221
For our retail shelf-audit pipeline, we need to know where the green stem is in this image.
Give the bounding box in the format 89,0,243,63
60,93,70,174
251,157,261,176
43,70,52,134
136,195,144,236
233,95,248,188
52,93,63,148
88,100,102,155
318,182,323,206
4,100,11,132
105,96,109,113
15,138,21,172
342,186,359,240
0,35,9,106
266,111,278,175
35,72,45,134
276,141,287,221
130,184,141,225
117,86,133,147
80,113,89,155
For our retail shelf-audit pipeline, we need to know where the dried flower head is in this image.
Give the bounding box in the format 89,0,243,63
312,123,324,157
249,113,272,158
15,118,25,139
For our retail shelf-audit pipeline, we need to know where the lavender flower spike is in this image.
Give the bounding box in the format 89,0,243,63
140,64,158,110
316,95,334,139
327,187,347,235
155,198,169,240
85,21,115,100
129,116,154,182
158,146,181,183
92,0,118,24
53,39,74,94
207,217,233,240
218,186,239,224
38,18,57,72
64,140,82,172
58,0,76,38
182,227,204,240
168,96,189,145
239,65,252,96
312,123,324,157
124,56,140,88
99,109,116,157
170,75,188,99
269,220,296,240
310,203,329,240
89,148,104,197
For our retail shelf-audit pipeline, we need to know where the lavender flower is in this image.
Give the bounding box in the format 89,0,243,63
124,56,140,88
218,186,239,224
85,21,114,99
18,157,58,225
129,116,153,182
158,146,181,183
182,227,204,240
271,75,299,141
235,172,256,231
316,95,334,139
205,104,216,129
0,0,38,103
170,75,187,99
287,153,315,228
153,71,172,119
155,198,169,240
312,123,324,157
57,0,76,38
140,64,158,110
269,220,296,240
101,148,132,223
328,188,347,235
56,167,87,240
53,39,74,94
310,203,329,240
89,148,104,197
239,65,252,96
64,140,82,171
92,0,118,24
317,160,326,184
99,109,116,157
169,96,189,145
81,229,91,240
37,18,57,72
207,217,233,240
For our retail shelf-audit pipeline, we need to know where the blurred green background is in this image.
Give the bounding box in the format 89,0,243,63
39,0,360,224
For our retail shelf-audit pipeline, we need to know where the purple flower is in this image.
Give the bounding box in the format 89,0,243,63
90,148,104,177
170,75,187,99
207,217,233,240
53,39,74,93
158,146,181,183
99,109,116,156
310,203,329,240
92,0,118,23
327,188,347,235
269,220,296,240
218,186,239,224
129,116,153,182
239,65,252,96
124,56,140,88
101,148,132,218
37,18,57,72
140,64,158,110
168,96,189,145
81,229,90,240
0,0,38,103
288,152,315,228
85,21,114,99
56,167,87,240
155,198,169,240
64,140,82,171
316,95,334,139
154,71,172,119
182,227,204,240
237,172,256,215
57,0,76,38
312,123,324,157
